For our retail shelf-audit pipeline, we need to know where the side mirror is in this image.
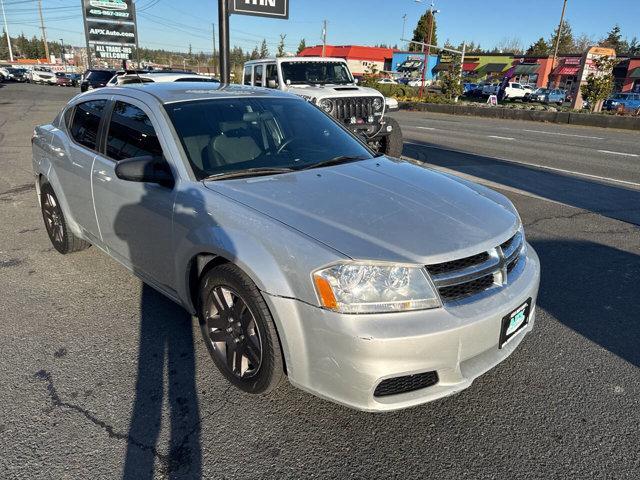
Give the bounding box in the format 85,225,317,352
267,79,278,89
354,78,359,84
115,156,174,188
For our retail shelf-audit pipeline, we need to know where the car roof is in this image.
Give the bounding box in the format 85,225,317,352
80,81,299,104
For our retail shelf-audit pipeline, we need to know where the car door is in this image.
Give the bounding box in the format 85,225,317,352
91,97,177,291
56,98,108,243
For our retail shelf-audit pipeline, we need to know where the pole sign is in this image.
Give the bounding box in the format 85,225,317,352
229,0,289,19
82,0,138,62
572,46,616,110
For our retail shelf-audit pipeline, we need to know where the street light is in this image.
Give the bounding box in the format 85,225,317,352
1,0,13,62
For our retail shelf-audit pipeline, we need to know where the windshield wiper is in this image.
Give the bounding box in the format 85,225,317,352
204,167,295,181
297,155,368,171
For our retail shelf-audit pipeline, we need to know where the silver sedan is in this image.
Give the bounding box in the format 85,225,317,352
32,82,540,411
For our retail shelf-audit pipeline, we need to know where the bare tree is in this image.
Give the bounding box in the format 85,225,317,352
495,37,524,54
574,33,596,53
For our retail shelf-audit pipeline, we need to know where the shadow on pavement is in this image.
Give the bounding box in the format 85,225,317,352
531,239,639,368
403,140,640,226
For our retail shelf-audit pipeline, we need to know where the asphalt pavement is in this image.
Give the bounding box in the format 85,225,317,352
1,83,639,480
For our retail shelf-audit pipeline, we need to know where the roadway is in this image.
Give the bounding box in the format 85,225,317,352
1,83,638,479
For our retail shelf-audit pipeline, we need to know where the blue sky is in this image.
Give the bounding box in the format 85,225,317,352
3,0,639,54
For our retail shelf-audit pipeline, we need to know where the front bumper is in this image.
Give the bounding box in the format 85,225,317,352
264,244,540,412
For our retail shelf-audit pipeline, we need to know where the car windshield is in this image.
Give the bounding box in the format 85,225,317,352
280,61,353,85
165,97,373,180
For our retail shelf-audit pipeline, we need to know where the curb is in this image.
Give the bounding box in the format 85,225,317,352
399,102,640,131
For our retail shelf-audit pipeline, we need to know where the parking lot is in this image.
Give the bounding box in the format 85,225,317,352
1,82,639,479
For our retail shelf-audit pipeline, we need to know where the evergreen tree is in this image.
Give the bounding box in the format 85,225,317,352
600,25,629,53
296,38,306,55
526,37,549,55
629,37,640,56
0,31,9,60
409,9,437,52
259,39,269,59
277,34,287,57
251,46,260,60
548,20,575,54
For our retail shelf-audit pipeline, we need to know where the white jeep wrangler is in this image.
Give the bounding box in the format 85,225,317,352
243,57,403,157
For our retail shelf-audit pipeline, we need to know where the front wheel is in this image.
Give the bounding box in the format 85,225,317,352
197,263,285,394
375,117,404,158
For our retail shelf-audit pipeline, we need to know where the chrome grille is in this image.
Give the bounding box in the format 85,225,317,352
427,231,525,303
332,97,375,120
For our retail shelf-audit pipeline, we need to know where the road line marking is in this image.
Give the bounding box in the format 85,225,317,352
404,142,640,188
488,135,515,141
521,129,603,140
597,150,639,158
405,126,437,131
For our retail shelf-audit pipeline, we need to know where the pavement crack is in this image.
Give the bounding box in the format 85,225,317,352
34,369,232,476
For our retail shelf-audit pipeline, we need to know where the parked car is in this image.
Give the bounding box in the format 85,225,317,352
66,73,82,87
543,89,567,105
244,57,403,157
407,78,430,87
463,83,478,95
603,93,640,112
80,69,116,92
28,67,57,85
32,82,540,412
0,67,27,82
377,78,398,85
502,82,527,101
482,83,500,97
527,88,549,102
467,83,487,98
55,72,73,87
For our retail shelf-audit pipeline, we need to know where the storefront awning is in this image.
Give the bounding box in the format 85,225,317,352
433,63,452,72
629,67,640,79
462,62,479,72
553,65,580,76
482,63,508,73
512,63,540,75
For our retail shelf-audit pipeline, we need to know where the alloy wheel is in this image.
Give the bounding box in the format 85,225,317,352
42,192,64,246
202,286,263,379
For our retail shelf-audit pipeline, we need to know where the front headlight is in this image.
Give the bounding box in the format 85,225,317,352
313,261,440,314
372,97,383,111
318,98,333,113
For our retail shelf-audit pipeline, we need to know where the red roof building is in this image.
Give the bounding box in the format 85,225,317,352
298,45,396,76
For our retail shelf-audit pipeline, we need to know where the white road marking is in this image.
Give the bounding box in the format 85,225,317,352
521,129,603,140
488,135,515,141
404,142,640,188
405,126,437,131
597,150,639,158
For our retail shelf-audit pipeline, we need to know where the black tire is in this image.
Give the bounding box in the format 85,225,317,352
378,116,404,158
40,183,91,254
197,263,285,394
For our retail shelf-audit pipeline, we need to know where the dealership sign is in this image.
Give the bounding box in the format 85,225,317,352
229,0,289,19
83,0,137,61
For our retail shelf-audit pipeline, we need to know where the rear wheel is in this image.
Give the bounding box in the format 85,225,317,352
197,263,285,394
40,184,90,254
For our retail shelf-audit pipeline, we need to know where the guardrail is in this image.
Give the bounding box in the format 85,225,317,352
399,102,640,131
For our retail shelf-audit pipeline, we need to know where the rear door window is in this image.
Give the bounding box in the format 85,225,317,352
105,101,163,161
254,65,263,87
70,100,107,151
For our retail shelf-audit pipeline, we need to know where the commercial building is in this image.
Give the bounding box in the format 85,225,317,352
298,45,395,76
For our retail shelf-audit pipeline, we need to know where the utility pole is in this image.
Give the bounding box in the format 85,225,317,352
37,0,49,62
218,0,230,82
211,23,217,75
1,0,14,61
321,20,327,57
60,38,66,70
419,3,438,98
549,0,568,89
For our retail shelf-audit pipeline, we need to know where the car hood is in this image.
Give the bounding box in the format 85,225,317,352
204,158,520,264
